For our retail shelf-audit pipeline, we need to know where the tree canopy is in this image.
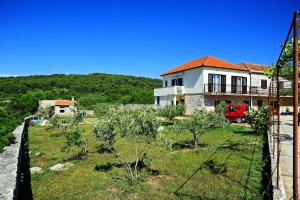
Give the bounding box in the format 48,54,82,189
0,73,162,109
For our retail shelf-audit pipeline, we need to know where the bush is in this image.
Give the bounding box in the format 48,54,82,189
93,103,117,118
0,132,15,153
216,101,227,114
61,127,88,156
159,104,185,122
247,105,269,134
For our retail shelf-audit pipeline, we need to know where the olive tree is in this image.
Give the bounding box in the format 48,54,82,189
93,107,159,183
159,104,185,122
60,104,88,156
176,109,227,148
61,127,88,156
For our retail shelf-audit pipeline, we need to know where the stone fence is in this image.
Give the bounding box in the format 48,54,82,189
0,117,33,200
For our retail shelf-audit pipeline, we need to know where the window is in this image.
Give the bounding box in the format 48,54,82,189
165,80,168,87
208,74,226,92
229,106,235,112
171,78,183,86
171,79,176,86
177,78,183,86
261,79,267,89
59,106,65,113
231,76,247,94
156,96,160,105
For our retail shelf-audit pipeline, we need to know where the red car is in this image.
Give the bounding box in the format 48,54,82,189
224,103,249,123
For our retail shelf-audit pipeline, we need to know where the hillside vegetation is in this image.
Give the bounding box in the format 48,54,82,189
0,73,161,152
0,73,162,108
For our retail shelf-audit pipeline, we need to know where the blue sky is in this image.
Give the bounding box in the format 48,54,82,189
0,0,299,78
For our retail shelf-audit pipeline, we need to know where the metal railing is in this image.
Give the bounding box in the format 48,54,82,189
203,84,269,95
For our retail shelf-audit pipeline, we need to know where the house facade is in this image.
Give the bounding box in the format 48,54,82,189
154,56,292,114
39,98,76,116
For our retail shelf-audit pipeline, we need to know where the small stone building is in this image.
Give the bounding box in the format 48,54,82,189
54,100,75,116
39,99,76,116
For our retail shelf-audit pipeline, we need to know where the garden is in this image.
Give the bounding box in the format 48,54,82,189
28,104,267,199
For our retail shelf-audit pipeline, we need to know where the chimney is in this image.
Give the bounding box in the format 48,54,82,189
71,96,75,101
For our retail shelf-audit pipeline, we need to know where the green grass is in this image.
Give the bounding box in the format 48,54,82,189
29,124,264,200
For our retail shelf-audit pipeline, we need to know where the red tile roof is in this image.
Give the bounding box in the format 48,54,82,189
161,56,248,76
239,63,270,72
55,100,74,106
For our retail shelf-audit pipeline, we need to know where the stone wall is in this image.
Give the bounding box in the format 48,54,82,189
120,104,154,110
185,94,204,115
0,117,33,200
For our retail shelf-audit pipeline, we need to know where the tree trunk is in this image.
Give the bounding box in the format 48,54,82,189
109,147,135,182
134,136,139,179
193,134,198,149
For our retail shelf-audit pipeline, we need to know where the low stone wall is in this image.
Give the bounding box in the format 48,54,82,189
119,104,154,110
0,117,33,200
82,110,94,116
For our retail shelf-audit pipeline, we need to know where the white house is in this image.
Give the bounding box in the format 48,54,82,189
154,56,292,114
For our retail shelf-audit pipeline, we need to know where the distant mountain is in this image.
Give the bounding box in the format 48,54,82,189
0,73,162,109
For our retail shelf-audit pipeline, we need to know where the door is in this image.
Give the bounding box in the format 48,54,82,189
231,76,247,94
208,74,225,92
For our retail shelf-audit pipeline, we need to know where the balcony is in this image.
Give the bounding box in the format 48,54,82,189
203,84,269,96
154,86,185,96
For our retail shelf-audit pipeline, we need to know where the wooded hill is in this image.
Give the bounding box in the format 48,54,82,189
0,73,162,109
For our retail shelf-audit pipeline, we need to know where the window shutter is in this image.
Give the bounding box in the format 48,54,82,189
221,75,226,92
208,74,213,92
242,77,247,94
231,76,237,93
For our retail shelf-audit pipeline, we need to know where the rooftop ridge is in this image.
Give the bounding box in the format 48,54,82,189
161,55,247,76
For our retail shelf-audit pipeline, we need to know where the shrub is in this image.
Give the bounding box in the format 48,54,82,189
247,105,269,134
61,127,88,156
216,101,227,114
93,103,116,118
159,104,185,122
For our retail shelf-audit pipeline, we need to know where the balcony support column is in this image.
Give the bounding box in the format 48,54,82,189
173,96,177,105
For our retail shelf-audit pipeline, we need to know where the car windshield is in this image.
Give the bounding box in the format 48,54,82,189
229,106,235,112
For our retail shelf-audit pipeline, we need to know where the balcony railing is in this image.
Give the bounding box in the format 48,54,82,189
154,86,185,96
203,84,269,96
